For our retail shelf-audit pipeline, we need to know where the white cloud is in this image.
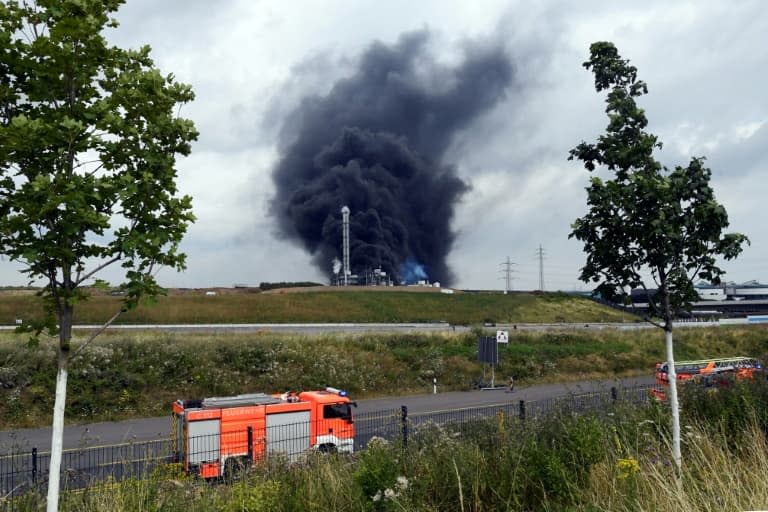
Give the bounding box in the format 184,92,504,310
3,0,765,291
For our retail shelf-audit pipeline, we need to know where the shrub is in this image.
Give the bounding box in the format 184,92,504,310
354,438,401,509
681,377,768,444
517,414,605,507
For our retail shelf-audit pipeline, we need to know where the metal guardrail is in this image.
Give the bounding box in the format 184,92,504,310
1,385,654,506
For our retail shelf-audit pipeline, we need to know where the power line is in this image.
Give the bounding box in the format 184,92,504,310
499,256,516,294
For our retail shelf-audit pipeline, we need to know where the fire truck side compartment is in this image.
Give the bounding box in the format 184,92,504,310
266,410,311,460
187,419,220,464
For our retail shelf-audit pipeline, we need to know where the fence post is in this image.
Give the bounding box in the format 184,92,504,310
32,447,37,484
401,406,409,449
611,386,618,404
247,426,253,463
518,400,526,421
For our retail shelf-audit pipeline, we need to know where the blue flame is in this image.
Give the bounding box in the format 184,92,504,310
400,258,428,284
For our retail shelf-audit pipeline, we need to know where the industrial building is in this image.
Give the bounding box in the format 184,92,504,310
332,205,395,287
625,280,768,319
695,281,768,301
331,266,393,287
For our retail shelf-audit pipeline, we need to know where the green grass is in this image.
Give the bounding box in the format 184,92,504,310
2,325,768,429
0,289,636,325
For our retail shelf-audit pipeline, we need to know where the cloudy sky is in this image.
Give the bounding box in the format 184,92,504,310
8,0,767,291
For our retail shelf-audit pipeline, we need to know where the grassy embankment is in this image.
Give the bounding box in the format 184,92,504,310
2,324,768,429
0,289,636,428
0,289,634,324
4,290,768,510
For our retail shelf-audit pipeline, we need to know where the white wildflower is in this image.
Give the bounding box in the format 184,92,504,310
372,490,382,502
384,488,397,500
396,475,409,490
367,436,389,447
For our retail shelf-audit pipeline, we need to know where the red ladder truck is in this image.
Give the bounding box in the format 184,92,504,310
172,387,355,478
652,357,763,400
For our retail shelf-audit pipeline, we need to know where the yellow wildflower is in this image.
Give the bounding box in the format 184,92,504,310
617,457,640,479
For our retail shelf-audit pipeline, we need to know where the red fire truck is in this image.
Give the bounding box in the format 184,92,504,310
172,387,356,478
652,357,763,400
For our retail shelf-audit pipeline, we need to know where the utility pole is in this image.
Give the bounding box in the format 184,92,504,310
536,245,546,291
499,257,516,294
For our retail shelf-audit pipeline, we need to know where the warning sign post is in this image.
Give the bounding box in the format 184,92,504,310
477,332,509,390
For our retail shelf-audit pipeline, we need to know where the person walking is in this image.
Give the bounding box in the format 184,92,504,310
508,376,515,392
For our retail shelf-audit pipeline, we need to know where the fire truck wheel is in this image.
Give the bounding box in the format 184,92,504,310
318,443,337,454
223,456,249,481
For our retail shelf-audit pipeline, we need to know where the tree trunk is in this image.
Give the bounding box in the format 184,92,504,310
659,274,681,470
47,304,72,512
664,326,682,469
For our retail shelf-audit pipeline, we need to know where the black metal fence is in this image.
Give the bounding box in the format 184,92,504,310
1,385,654,506
1,438,174,501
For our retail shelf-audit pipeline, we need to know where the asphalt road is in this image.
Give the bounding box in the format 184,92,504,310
0,320,728,338
0,375,655,455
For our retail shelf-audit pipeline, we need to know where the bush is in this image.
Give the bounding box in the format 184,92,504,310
354,438,401,509
517,414,605,507
681,376,768,443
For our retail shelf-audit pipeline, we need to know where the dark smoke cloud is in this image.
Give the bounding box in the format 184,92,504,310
270,30,513,285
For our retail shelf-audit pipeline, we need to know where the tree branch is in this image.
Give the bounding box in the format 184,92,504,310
642,313,664,329
73,214,139,287
640,281,661,318
84,161,106,178
73,255,122,287
71,308,124,360
650,268,661,288
687,260,705,284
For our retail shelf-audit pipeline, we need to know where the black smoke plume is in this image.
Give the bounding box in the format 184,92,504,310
271,31,512,285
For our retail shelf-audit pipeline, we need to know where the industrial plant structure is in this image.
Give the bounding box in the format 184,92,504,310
331,205,440,288
341,206,350,286
332,266,394,287
332,205,394,287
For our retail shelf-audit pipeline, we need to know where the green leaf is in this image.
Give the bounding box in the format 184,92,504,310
570,42,748,322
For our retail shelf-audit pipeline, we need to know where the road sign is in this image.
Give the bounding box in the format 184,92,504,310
478,336,498,364
496,330,509,343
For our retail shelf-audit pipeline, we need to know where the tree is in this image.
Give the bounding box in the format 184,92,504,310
0,1,197,508
569,42,748,468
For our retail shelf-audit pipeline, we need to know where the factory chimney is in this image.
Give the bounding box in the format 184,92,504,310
341,206,350,286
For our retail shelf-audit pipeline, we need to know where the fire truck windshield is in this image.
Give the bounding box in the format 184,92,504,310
324,403,352,421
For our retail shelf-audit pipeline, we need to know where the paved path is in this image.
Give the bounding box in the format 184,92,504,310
0,375,655,455
1,320,725,335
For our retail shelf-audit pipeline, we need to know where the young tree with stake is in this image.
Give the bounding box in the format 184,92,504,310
0,1,197,509
569,42,748,468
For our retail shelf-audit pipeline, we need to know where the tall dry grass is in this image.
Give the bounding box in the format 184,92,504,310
583,421,768,511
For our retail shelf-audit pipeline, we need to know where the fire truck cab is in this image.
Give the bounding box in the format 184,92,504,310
172,387,355,478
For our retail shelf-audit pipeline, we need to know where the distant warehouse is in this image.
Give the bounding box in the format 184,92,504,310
696,280,768,301
629,281,768,303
